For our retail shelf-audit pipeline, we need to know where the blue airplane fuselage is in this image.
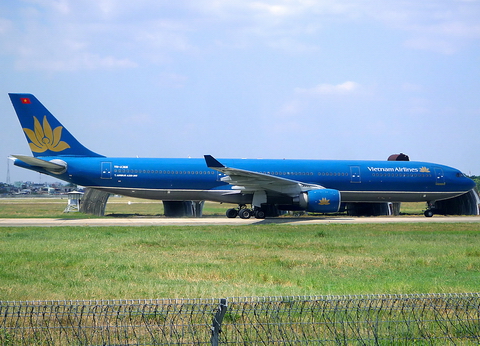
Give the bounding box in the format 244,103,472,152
14,156,475,205
8,92,476,217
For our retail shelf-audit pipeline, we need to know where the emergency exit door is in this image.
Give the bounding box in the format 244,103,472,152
101,162,112,179
350,166,361,183
434,168,445,185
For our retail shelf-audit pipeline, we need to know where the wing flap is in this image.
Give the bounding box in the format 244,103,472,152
205,155,323,195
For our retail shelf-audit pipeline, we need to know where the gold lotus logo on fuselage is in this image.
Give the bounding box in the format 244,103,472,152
23,116,70,153
419,166,431,173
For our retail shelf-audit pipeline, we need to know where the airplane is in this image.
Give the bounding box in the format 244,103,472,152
8,93,477,218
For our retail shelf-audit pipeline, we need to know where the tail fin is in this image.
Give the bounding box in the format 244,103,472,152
9,93,103,157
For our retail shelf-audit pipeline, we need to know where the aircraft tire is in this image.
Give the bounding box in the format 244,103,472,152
424,209,434,217
226,208,238,218
239,209,252,219
255,209,266,219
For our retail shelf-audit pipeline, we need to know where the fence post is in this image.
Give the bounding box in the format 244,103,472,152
211,298,227,346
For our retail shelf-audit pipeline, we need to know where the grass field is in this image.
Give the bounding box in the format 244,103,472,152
0,222,478,301
0,197,478,302
0,196,427,218
0,197,237,218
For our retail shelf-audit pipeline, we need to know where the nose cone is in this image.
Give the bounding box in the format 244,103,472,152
465,176,476,191
450,169,476,192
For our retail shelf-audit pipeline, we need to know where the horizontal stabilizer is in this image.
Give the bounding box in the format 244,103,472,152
11,155,67,174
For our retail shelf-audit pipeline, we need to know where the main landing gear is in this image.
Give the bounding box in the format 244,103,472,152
226,205,266,219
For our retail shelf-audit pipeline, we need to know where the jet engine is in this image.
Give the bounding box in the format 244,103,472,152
299,189,342,213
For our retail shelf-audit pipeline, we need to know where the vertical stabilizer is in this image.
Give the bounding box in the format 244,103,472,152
9,93,103,157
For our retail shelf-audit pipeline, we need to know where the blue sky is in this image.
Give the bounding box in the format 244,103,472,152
1,0,480,183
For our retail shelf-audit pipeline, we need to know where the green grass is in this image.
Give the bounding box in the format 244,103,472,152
0,223,478,301
0,196,427,218
0,197,238,218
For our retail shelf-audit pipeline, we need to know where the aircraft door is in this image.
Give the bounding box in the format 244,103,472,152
434,167,445,185
101,162,112,179
350,166,361,183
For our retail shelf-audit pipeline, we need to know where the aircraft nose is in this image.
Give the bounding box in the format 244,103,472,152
466,177,476,191
452,171,476,192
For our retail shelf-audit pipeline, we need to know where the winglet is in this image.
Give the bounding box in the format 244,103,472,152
204,155,225,168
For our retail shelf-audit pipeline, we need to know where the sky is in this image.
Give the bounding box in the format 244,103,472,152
1,0,480,184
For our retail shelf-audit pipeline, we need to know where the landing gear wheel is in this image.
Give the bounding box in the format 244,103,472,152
226,208,238,218
254,209,265,219
424,209,434,217
238,208,252,219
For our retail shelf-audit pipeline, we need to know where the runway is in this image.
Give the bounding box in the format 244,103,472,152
0,215,479,227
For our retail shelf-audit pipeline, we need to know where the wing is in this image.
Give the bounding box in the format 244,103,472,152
204,155,324,196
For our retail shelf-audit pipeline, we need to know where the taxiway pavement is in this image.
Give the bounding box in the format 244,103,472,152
0,216,479,227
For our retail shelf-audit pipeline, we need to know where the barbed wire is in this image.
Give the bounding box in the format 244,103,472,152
0,293,479,345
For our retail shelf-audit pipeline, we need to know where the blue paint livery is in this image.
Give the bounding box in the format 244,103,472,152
8,93,476,217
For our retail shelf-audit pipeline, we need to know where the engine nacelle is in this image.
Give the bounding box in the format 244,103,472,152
301,189,341,213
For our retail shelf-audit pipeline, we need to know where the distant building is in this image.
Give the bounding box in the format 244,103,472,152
0,180,78,196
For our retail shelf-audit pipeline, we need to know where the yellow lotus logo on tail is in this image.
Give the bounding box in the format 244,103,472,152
23,116,70,153
319,198,331,205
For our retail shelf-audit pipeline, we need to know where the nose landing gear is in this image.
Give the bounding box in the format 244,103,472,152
424,209,434,217
424,201,442,217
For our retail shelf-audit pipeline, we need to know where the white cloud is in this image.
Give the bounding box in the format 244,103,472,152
276,81,363,119
3,0,479,74
369,1,480,53
404,37,457,55
401,83,423,93
278,99,303,116
249,2,291,17
28,0,71,15
0,18,12,34
398,18,480,53
37,52,124,72
295,81,360,96
157,72,188,88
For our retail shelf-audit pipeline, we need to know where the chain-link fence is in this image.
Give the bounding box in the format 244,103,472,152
1,293,479,345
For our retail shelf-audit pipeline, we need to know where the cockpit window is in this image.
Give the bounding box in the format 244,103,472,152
456,172,466,177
